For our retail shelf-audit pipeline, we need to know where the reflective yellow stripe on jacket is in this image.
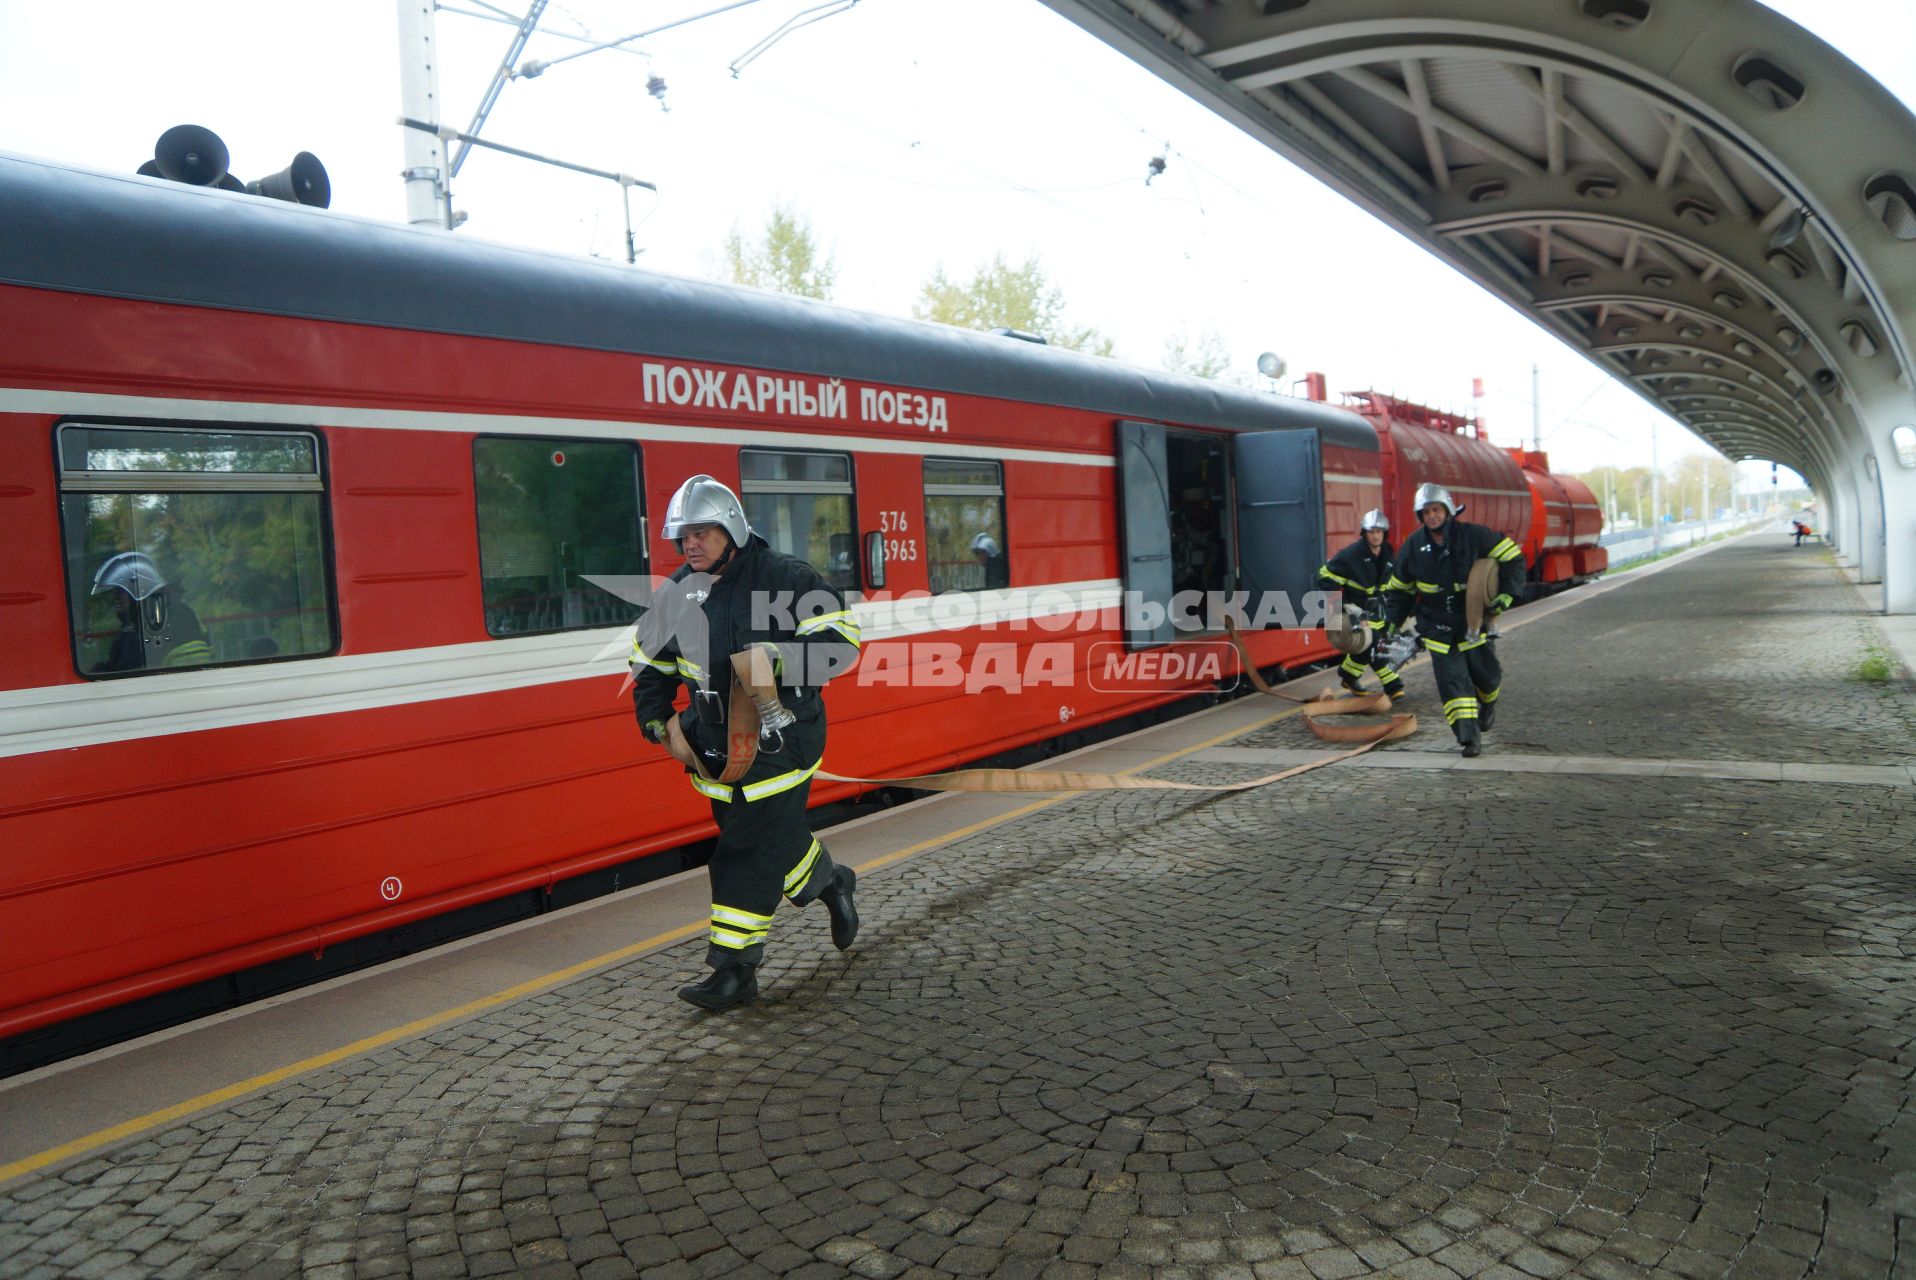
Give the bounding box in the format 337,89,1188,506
742,759,821,803
795,610,862,646
688,759,822,805
690,775,733,804
630,640,674,674
164,640,213,667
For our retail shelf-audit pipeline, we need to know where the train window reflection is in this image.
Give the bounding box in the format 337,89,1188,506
57,422,335,677
738,448,857,592
924,458,1007,593
473,437,646,637
60,428,316,475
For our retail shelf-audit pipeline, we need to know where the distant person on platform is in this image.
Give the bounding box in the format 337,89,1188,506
1315,508,1405,701
970,532,1009,590
90,551,213,673
1792,518,1812,546
1382,484,1526,757
630,475,863,1012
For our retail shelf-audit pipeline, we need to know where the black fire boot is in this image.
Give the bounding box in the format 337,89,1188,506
679,964,758,1011
1478,699,1497,733
1459,723,1483,758
819,865,859,950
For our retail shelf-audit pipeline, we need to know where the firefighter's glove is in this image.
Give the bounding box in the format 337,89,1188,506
1490,593,1513,614
642,718,667,744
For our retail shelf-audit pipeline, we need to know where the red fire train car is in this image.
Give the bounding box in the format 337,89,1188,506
0,153,1386,1048
0,153,1612,1052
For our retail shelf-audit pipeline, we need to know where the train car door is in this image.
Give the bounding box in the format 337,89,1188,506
1164,429,1235,618
1234,428,1325,626
1115,421,1174,649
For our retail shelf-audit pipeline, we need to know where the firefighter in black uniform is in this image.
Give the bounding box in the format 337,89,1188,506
90,551,214,673
1381,483,1526,757
1316,508,1405,701
631,475,863,1011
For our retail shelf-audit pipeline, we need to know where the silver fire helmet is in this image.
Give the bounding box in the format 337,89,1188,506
91,550,167,602
970,533,1000,557
1412,482,1456,516
660,474,750,546
1360,508,1389,533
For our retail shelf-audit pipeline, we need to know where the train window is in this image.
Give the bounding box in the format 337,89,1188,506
923,458,1008,592
473,437,647,637
738,449,857,592
57,423,335,677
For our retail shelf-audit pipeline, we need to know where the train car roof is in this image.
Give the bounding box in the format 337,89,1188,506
0,152,1373,452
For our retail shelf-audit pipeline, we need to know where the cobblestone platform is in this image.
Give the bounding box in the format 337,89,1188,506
2,533,1913,1280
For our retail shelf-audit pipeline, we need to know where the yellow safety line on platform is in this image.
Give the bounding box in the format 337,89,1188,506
1,701,1309,1187
0,920,702,1187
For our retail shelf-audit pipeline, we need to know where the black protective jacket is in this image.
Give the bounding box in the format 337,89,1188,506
630,534,861,754
1381,518,1525,642
100,597,211,673
1316,537,1396,620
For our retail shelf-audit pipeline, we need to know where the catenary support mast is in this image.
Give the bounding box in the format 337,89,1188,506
397,0,454,228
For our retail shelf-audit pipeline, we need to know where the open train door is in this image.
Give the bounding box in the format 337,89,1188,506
1234,428,1325,627
1116,420,1175,649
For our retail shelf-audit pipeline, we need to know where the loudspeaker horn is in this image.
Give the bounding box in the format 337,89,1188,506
152,124,232,187
245,151,331,208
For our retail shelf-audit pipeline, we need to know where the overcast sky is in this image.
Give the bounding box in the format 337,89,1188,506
3,0,1911,487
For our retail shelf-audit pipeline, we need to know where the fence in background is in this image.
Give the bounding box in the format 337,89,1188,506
1599,510,1774,568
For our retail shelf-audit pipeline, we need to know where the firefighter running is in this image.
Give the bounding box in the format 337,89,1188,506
1381,483,1526,757
631,476,863,1011
1316,508,1405,701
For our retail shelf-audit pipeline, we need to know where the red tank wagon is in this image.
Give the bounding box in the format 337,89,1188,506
1321,384,1608,594
1507,450,1608,584
0,153,1384,1051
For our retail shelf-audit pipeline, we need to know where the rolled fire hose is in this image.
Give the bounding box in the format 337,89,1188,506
1466,556,1498,635
1325,602,1372,656
663,648,790,785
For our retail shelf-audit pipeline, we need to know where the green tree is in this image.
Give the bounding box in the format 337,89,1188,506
914,253,1114,356
1162,328,1239,382
1574,464,1660,528
1666,452,1731,522
722,205,836,300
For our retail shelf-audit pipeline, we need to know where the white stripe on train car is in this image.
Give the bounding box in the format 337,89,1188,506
1447,485,1533,499
1321,473,1383,486
0,387,1117,470
0,581,1125,760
